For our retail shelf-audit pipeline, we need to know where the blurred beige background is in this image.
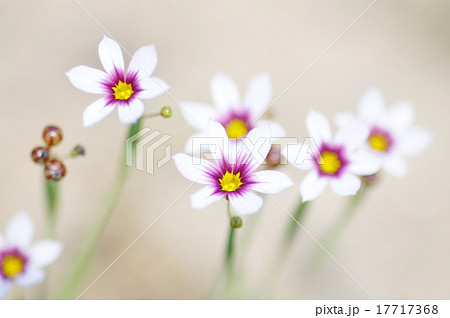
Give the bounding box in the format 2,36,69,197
0,0,449,299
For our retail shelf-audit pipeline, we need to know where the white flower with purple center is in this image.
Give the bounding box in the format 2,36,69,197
66,35,169,126
172,122,293,215
335,88,433,177
179,72,286,153
283,110,381,202
0,211,63,299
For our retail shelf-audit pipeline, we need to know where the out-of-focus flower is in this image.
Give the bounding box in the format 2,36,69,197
66,35,169,126
335,88,433,177
283,110,380,202
179,72,286,153
172,122,293,215
0,211,63,299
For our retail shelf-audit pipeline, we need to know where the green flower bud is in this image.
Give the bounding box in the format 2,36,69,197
230,216,243,229
160,106,173,118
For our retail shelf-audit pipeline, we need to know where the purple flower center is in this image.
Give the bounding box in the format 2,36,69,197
314,143,349,177
0,248,28,280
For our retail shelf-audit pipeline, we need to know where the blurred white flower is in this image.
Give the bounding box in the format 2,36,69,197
179,72,286,153
335,88,433,177
0,211,63,299
172,122,293,215
66,35,169,126
283,110,380,202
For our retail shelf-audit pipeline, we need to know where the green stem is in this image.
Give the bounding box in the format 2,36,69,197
284,200,309,248
306,182,368,274
44,179,59,238
225,201,234,267
54,120,141,299
255,199,309,297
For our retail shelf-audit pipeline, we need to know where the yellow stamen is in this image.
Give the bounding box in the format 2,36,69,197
225,119,248,139
319,151,341,175
219,171,243,192
2,255,24,278
113,81,134,100
368,133,389,152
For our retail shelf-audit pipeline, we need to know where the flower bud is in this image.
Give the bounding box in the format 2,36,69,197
44,159,66,181
31,146,49,164
43,126,63,147
160,106,173,118
230,216,243,229
266,146,281,168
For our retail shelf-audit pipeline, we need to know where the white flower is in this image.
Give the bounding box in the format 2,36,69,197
66,35,169,126
335,88,433,177
0,211,63,299
172,122,293,215
283,110,381,202
179,72,286,153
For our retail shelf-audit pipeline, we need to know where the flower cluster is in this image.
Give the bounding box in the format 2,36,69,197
0,211,63,299
31,125,84,181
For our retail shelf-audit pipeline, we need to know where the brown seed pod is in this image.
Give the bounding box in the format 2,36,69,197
44,159,66,181
31,146,50,164
42,126,63,147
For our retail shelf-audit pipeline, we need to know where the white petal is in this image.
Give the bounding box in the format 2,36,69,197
382,154,408,178
300,171,328,202
65,66,109,94
127,45,158,79
117,99,145,124
83,97,115,127
251,170,294,194
334,119,370,151
282,143,315,170
184,131,209,154
210,72,241,111
330,173,361,196
98,35,124,74
386,101,414,133
241,124,272,171
0,280,12,300
243,73,271,119
334,112,356,127
137,76,169,99
348,149,381,176
206,121,231,162
190,186,224,210
16,269,45,288
179,101,216,130
5,211,34,248
229,191,264,215
397,126,433,156
306,110,332,144
29,240,63,268
172,153,214,185
358,87,385,121
255,120,286,138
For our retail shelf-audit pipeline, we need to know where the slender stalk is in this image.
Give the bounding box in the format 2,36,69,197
306,182,368,274
254,199,309,297
284,200,309,248
44,179,59,238
225,201,234,268
54,120,141,299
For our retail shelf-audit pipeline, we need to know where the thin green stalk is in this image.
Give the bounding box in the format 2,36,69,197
284,200,309,248
45,179,59,238
306,182,368,274
54,120,141,299
254,199,309,298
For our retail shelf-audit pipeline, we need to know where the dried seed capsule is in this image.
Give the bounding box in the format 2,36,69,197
44,159,66,181
31,146,50,164
160,106,173,118
43,126,63,147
